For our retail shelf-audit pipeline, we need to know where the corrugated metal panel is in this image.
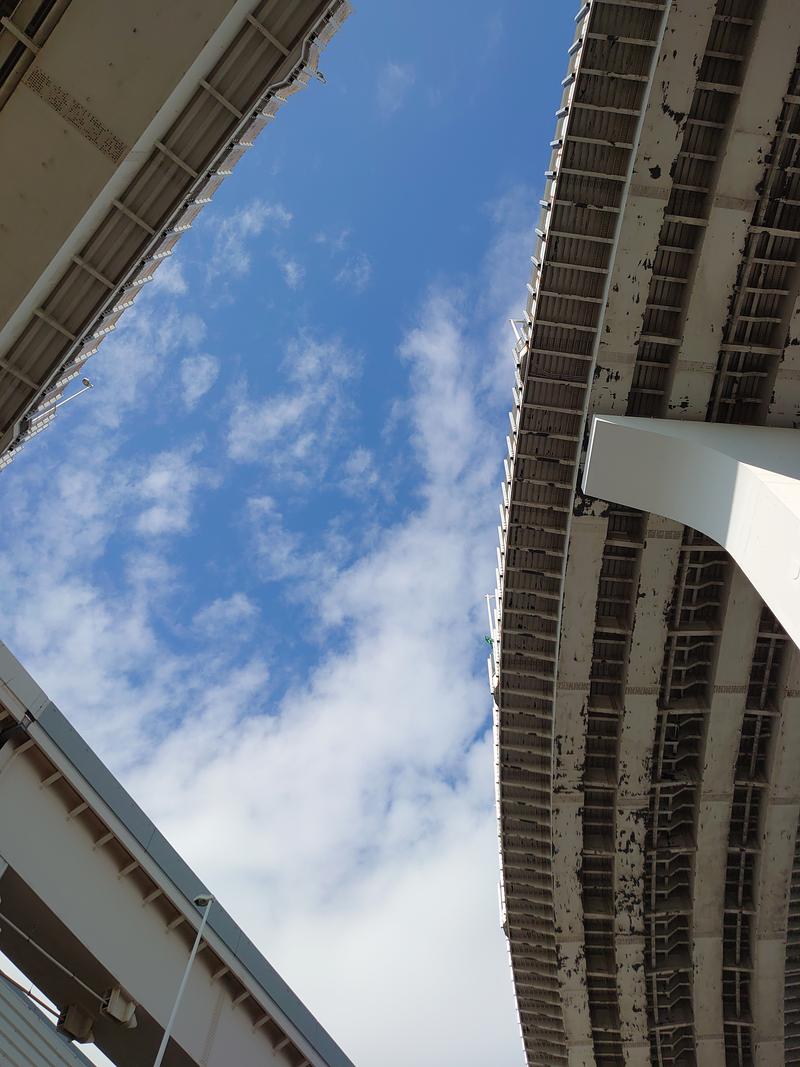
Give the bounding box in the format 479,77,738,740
0,974,93,1067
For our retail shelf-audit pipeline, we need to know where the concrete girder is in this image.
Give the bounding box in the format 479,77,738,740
583,416,800,650
553,515,608,1063
692,567,762,1059
752,653,800,1064
639,526,731,1062
612,515,683,1066
0,0,345,353
768,295,800,428
670,0,800,420
589,0,718,415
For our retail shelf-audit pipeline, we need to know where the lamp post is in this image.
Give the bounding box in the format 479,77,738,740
28,378,93,428
153,893,214,1067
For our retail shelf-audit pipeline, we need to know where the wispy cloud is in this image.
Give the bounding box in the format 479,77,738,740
135,446,206,537
151,257,188,295
85,305,206,429
335,252,372,294
0,182,530,1067
180,353,220,410
314,227,350,252
208,199,292,280
377,62,415,117
226,333,359,478
340,446,379,496
478,185,538,402
281,258,306,290
132,284,518,1065
246,496,313,581
194,592,258,634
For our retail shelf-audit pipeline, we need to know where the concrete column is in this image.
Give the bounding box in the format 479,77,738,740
583,416,800,650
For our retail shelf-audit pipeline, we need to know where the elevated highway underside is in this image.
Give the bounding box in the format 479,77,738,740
0,0,349,468
492,1,800,1065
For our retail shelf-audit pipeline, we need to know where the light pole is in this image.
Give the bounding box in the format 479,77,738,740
28,378,93,427
153,893,214,1067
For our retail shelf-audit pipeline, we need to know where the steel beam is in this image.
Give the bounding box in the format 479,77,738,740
583,416,800,649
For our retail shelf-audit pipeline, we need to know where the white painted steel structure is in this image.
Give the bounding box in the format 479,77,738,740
0,642,356,1067
492,2,800,1066
583,416,800,650
0,0,350,469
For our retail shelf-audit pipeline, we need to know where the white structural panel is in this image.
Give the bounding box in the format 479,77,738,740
583,416,800,651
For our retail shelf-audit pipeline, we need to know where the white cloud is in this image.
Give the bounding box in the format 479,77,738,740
256,742,519,1067
208,199,292,280
399,291,494,492
246,496,311,581
314,227,350,252
340,446,379,496
479,186,538,403
135,447,205,537
229,391,306,457
179,353,220,410
226,333,359,478
151,256,188,295
482,187,535,315
0,438,264,766
128,287,519,1066
0,191,530,1067
242,497,349,593
377,62,415,117
281,258,305,290
85,305,206,429
335,252,372,294
194,592,258,634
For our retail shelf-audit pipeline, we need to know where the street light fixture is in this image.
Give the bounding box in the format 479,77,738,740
152,893,215,1067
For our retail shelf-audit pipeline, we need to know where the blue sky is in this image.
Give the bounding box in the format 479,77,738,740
0,4,573,1065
